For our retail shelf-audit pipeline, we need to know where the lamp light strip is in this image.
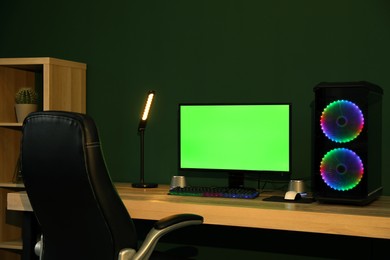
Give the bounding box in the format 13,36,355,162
142,92,155,120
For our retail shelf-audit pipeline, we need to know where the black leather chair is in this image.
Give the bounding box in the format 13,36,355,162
20,111,203,260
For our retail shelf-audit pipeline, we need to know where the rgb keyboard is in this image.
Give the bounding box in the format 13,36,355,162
168,186,259,199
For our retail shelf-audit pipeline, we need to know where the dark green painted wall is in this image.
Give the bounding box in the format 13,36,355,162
1,0,389,193
0,0,390,195
1,1,389,259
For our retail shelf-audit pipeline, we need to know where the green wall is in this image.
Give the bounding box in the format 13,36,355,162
1,1,389,258
1,0,389,193
0,0,390,195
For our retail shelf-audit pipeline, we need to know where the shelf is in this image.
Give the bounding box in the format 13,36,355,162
0,183,24,188
0,240,23,250
0,123,22,126
0,123,22,129
0,57,86,69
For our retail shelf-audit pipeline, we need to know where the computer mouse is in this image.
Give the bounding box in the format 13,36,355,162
284,190,301,201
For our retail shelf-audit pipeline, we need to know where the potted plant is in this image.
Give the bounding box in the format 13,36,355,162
15,87,38,123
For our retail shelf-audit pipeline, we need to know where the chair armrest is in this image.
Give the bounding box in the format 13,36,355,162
129,213,203,260
154,213,203,230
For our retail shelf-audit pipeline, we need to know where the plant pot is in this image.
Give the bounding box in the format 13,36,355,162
15,104,38,123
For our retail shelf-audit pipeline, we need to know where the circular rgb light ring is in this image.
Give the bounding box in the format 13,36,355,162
320,148,364,191
320,100,364,143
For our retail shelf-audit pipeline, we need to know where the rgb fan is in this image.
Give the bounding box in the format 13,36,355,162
320,148,364,191
320,100,364,143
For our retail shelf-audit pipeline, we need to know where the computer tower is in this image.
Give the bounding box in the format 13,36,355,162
312,81,383,205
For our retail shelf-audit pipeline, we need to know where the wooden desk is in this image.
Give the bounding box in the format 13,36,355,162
7,183,390,240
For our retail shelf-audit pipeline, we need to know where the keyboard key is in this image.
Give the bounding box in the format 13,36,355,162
168,186,259,199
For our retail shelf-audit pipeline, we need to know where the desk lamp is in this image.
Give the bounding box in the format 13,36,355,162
132,90,158,188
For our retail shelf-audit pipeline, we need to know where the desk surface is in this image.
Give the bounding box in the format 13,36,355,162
7,183,390,240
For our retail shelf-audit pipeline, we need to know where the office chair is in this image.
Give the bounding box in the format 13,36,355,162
20,111,203,260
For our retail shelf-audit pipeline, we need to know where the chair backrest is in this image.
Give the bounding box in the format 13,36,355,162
21,111,138,260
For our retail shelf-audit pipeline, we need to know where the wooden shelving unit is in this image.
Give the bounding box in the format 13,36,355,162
0,57,86,260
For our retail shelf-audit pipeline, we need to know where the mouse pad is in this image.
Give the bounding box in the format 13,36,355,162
263,196,315,204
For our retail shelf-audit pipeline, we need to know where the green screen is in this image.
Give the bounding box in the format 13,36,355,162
179,104,290,172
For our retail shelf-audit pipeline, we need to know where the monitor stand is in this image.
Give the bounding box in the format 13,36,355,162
228,172,245,188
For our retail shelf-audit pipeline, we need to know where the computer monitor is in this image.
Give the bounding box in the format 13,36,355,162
178,103,292,188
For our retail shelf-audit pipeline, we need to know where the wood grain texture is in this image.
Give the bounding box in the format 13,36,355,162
8,183,390,239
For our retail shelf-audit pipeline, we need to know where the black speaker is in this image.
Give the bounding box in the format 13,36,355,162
312,81,383,205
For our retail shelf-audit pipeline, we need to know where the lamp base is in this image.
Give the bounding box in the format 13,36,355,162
132,182,158,188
